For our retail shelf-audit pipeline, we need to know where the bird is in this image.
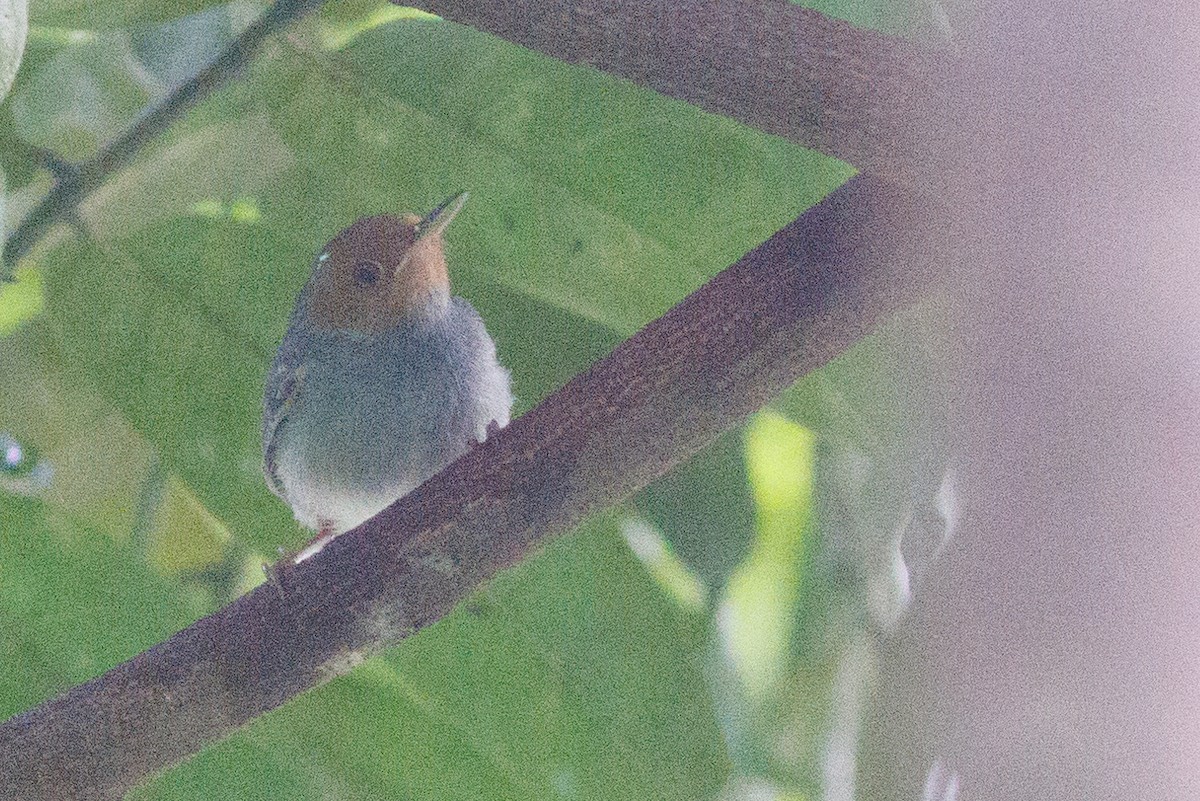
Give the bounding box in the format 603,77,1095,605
262,192,512,563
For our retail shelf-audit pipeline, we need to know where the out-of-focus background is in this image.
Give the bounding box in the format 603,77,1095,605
9,0,1190,799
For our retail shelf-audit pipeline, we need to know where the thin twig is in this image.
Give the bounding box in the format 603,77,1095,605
0,0,327,275
0,175,946,800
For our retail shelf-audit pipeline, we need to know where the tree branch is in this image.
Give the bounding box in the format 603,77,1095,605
0,175,945,800
0,0,327,276
408,0,952,190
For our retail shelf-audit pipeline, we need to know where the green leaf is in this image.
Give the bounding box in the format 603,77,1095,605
634,426,758,592
0,494,202,720
29,0,251,31
0,325,160,536
43,237,299,554
791,0,956,40
723,413,815,699
315,2,436,51
8,32,155,159
132,520,729,800
129,1,260,88
0,264,42,334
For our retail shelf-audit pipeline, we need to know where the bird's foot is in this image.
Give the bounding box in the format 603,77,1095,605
293,528,338,563
261,521,337,594
292,518,338,564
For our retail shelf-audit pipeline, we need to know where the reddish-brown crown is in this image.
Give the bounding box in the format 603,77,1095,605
305,213,451,332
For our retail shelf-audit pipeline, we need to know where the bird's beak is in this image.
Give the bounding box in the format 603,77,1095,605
415,191,469,240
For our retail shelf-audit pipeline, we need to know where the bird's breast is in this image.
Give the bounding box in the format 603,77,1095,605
284,326,466,491
269,300,512,532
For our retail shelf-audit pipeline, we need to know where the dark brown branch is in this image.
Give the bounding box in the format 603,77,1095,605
0,175,945,799
409,0,952,190
0,0,327,275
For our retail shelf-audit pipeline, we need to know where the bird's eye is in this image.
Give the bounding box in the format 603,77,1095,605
352,261,382,287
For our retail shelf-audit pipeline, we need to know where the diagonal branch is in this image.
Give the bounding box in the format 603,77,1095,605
0,175,945,800
409,0,952,189
0,0,327,276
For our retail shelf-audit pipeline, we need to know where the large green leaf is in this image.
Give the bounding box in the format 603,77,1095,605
0,326,158,535
44,236,299,552
131,519,728,800
0,266,41,334
28,0,251,31
0,494,203,720
634,426,757,593
8,31,154,160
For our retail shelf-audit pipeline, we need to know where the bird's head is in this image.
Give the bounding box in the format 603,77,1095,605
304,191,468,332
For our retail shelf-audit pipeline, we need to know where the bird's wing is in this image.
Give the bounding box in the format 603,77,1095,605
262,356,307,500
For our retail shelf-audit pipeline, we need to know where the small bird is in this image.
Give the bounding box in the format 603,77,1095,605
262,192,512,563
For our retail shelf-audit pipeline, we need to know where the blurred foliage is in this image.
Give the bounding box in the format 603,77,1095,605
0,265,40,333
726,413,815,701
11,31,154,159
129,518,729,801
0,1,953,799
29,0,229,30
0,0,26,104
0,493,209,721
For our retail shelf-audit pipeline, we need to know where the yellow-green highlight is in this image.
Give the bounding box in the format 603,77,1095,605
228,197,261,224
145,474,232,575
187,196,262,223
621,517,708,612
320,4,439,51
27,26,97,45
721,411,815,699
0,267,45,335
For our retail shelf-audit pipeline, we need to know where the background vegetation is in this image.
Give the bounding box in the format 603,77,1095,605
0,2,952,798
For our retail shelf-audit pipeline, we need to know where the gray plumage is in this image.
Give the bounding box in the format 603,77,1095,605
263,297,511,533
